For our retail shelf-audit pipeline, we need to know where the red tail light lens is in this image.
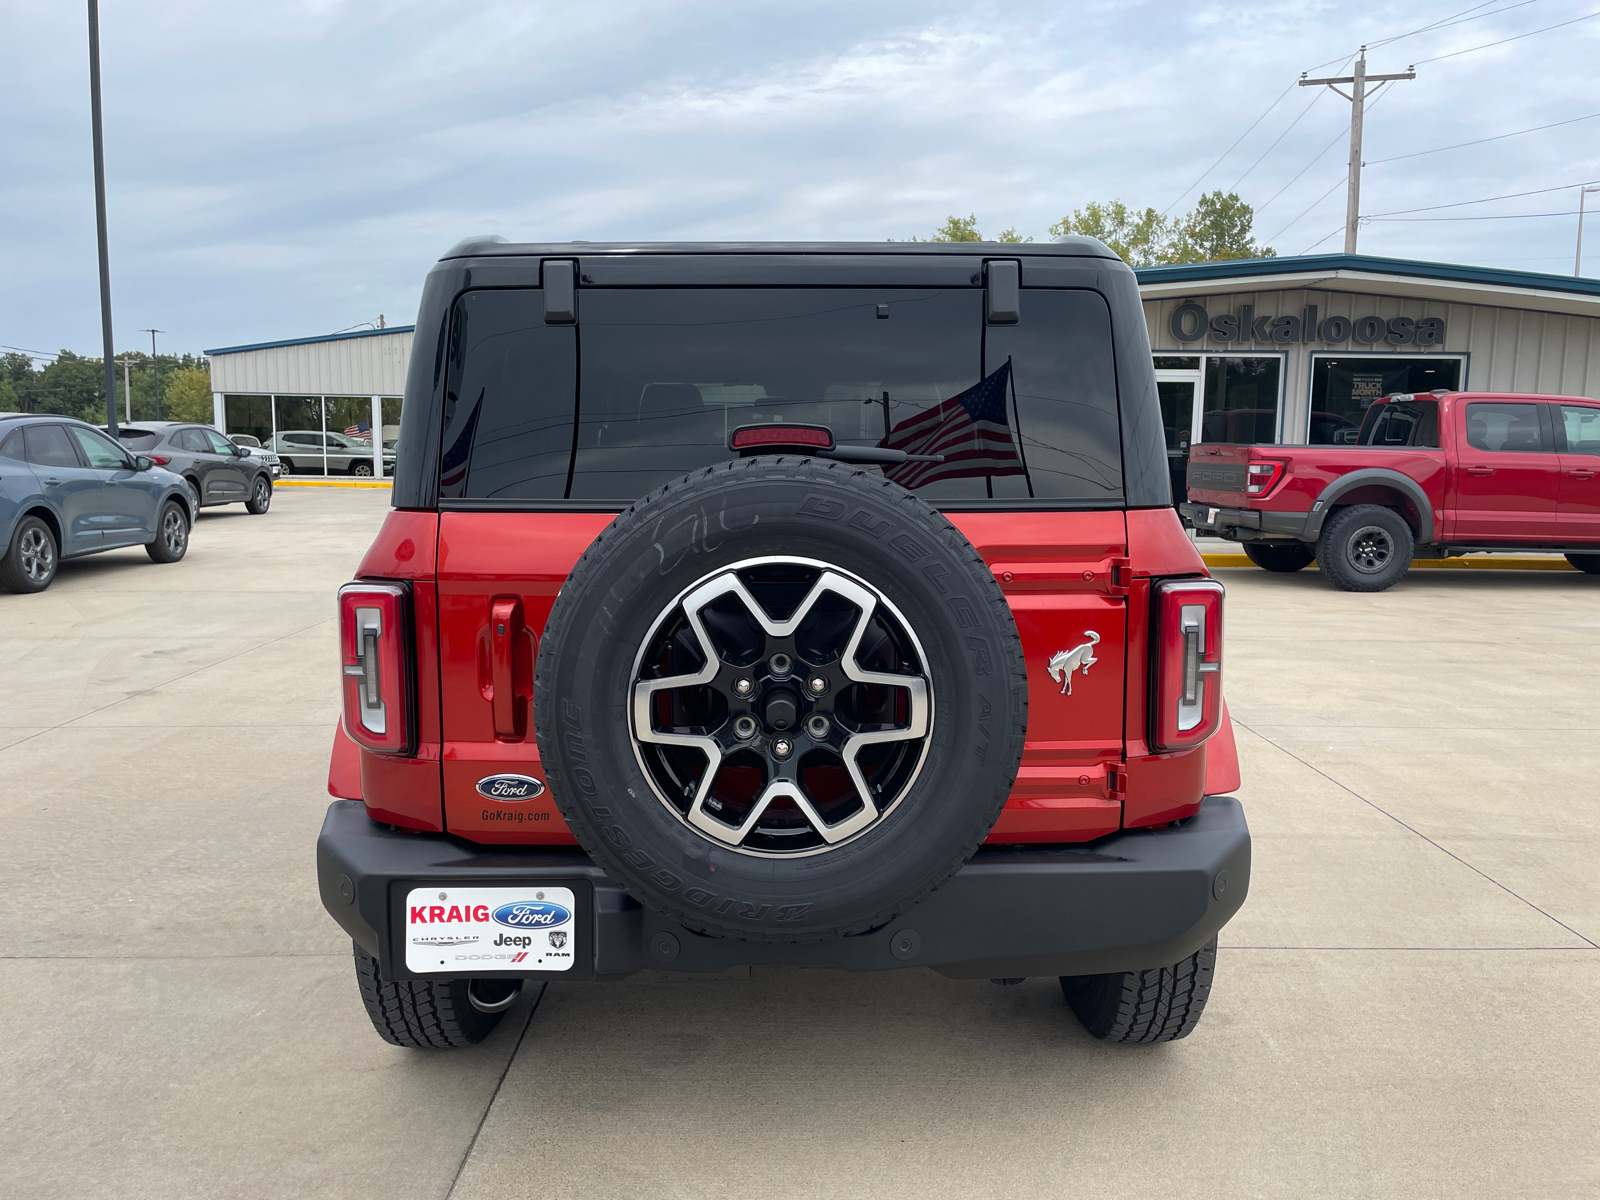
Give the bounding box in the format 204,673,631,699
1246,460,1284,495
1152,580,1224,751
339,582,414,755
146,454,173,466
729,424,835,452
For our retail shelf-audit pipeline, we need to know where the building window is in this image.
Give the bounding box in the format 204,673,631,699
1310,356,1464,443
1201,356,1282,444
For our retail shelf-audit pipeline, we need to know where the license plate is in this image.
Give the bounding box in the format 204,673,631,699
404,885,578,974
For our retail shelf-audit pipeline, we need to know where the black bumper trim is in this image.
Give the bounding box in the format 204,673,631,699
316,797,1251,981
1182,503,1311,542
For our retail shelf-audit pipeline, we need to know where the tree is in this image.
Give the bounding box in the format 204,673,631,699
164,367,214,422
1050,201,1173,267
1049,192,1274,266
931,214,982,242
1170,191,1276,263
0,350,210,423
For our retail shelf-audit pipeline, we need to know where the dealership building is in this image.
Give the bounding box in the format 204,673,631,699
206,325,413,476
205,253,1600,483
1137,253,1600,492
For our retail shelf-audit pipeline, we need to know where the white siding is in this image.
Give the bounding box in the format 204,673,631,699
209,329,413,396
1143,288,1600,441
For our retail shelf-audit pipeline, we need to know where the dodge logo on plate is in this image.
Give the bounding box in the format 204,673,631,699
475,774,545,802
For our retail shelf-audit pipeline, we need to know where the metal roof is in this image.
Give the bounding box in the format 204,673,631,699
205,325,415,357
1135,253,1600,317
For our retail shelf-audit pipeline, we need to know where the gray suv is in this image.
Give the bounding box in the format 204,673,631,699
268,430,395,476
111,422,274,514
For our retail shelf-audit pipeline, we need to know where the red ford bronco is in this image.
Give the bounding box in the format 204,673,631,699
1183,391,1600,590
317,239,1249,1049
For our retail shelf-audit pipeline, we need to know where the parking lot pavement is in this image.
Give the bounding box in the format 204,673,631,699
2,491,1596,1199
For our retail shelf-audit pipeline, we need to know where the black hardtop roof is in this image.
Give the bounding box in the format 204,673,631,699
439,236,1121,262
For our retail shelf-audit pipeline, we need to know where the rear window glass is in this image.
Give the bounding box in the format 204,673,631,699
23,424,80,468
440,286,1122,504
115,428,163,450
1358,400,1439,447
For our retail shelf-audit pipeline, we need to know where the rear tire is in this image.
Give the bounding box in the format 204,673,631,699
352,942,515,1049
1565,552,1600,575
1316,504,1413,592
1242,541,1314,573
350,461,374,477
145,500,190,563
246,475,272,514
1,515,58,594
1061,937,1217,1043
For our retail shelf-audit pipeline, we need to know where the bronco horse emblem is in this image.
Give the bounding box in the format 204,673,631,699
1047,632,1100,695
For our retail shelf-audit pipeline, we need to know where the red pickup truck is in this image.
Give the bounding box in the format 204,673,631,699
1182,391,1600,590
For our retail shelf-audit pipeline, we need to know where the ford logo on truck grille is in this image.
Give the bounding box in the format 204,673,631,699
476,774,545,802
493,902,572,928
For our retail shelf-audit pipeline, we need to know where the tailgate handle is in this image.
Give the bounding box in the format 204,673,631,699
489,597,533,741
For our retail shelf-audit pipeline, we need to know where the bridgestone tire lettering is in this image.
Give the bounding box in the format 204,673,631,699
534,456,1028,942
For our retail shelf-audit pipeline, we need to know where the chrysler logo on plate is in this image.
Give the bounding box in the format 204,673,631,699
475,774,545,802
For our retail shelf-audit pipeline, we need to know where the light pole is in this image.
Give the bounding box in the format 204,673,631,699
1576,186,1600,276
117,356,136,421
87,0,118,437
140,327,164,418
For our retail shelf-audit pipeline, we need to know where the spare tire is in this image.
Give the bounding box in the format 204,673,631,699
534,456,1027,942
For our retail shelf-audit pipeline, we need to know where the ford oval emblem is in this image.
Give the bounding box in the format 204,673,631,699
476,774,545,802
492,901,572,928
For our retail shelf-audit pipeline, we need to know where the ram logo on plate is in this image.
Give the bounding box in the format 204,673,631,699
476,774,545,802
493,901,572,929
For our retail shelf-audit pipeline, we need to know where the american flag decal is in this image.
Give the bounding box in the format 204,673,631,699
877,360,1025,490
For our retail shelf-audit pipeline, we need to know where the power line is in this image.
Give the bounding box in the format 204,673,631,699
1367,111,1600,163
1370,209,1586,220
1367,177,1600,216
1369,0,1544,48
1298,224,1348,254
1228,86,1332,191
1414,8,1600,63
1257,123,1351,214
1161,76,1304,216
1267,176,1349,244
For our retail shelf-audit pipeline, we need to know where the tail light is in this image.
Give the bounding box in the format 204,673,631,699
1246,460,1285,495
1152,580,1223,751
339,581,414,755
146,454,173,466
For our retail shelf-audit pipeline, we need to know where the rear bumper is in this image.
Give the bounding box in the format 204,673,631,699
317,796,1251,982
1182,502,1311,542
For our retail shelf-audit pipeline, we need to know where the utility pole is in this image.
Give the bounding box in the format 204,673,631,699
141,328,164,418
1576,185,1600,276
86,0,118,437
117,357,136,421
1301,47,1416,253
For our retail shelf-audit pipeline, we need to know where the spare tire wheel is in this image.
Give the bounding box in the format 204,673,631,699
534,456,1028,942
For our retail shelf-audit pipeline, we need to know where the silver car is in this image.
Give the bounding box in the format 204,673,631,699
267,430,396,476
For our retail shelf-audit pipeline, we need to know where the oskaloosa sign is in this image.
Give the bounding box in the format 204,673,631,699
1168,302,1445,347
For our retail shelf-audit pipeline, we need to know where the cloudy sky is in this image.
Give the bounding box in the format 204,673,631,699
5,0,1600,358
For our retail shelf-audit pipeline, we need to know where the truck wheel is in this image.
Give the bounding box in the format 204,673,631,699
534,456,1028,943
1061,937,1217,1043
1565,553,1600,575
352,943,518,1049
144,500,190,563
1242,541,1314,573
0,515,58,594
1316,505,1413,592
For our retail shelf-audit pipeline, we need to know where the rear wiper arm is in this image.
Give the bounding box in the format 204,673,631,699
817,446,945,465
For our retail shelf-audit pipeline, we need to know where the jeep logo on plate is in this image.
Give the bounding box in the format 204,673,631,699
493,902,572,928
475,774,545,802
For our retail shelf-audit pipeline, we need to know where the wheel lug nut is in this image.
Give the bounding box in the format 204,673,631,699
806,714,830,738
733,678,753,696
808,676,827,695
733,715,757,739
772,737,793,759
768,653,792,677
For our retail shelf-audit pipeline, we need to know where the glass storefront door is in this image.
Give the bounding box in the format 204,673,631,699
1200,356,1282,445
1154,356,1202,506
1310,356,1464,443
